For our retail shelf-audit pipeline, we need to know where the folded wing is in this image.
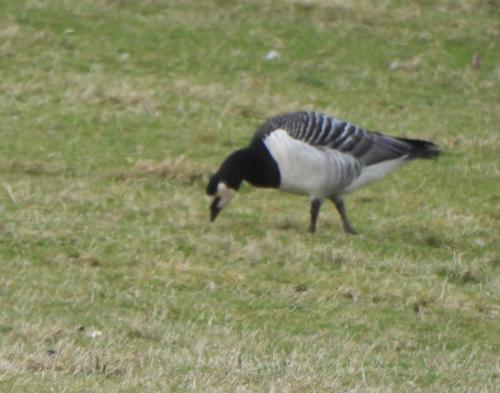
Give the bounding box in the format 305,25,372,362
254,111,439,166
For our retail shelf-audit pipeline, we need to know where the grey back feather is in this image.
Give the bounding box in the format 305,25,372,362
254,111,418,166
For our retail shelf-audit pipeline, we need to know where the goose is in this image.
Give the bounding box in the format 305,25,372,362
206,111,440,234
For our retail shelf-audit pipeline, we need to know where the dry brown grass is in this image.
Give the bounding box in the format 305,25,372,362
111,155,211,182
1,160,66,176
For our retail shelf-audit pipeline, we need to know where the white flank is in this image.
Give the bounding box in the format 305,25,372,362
263,129,360,198
343,156,407,193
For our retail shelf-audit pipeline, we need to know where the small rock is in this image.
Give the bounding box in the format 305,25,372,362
389,57,421,71
474,239,486,247
389,61,400,70
471,53,481,69
89,330,102,339
264,50,280,61
340,287,359,301
119,52,130,62
206,281,216,290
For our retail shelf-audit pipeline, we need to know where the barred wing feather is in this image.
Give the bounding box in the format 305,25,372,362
254,111,437,166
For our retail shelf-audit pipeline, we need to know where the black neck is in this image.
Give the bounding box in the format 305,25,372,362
216,140,280,190
245,139,280,188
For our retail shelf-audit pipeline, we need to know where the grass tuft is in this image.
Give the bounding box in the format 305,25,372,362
111,155,211,183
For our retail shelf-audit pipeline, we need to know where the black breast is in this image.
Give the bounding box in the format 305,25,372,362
245,139,281,189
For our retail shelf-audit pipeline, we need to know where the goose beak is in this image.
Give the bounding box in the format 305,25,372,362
210,198,221,222
210,208,220,222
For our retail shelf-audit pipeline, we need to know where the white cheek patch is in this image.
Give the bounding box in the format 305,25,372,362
216,182,236,209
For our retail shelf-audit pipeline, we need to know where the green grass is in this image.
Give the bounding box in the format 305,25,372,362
0,0,499,391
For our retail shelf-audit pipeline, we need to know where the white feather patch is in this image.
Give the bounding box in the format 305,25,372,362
263,129,360,198
343,157,407,193
216,182,236,208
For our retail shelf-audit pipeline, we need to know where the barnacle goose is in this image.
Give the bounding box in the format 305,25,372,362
207,111,440,233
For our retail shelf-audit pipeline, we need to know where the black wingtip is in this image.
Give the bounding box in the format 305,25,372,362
397,137,441,160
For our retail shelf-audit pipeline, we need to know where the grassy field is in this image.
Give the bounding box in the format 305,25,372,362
0,0,499,391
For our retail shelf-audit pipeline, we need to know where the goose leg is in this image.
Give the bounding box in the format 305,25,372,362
309,199,322,233
330,196,357,235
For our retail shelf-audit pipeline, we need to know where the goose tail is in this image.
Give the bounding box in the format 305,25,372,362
397,137,441,160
